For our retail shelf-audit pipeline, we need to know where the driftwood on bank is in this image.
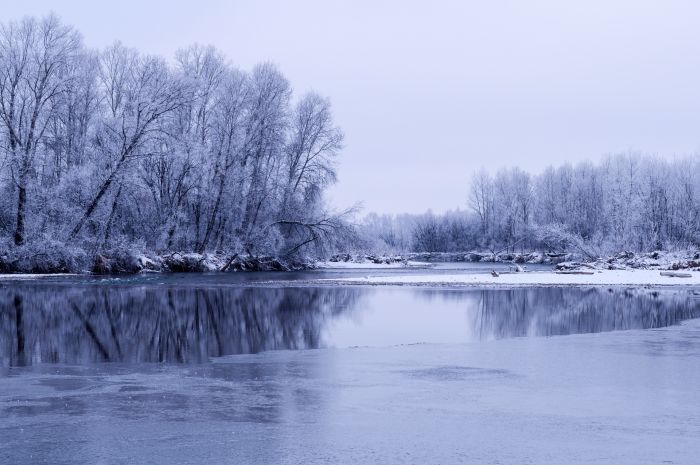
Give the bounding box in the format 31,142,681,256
660,271,692,278
555,270,596,275
219,254,239,272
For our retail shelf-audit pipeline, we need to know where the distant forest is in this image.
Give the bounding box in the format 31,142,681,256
360,153,700,256
0,15,350,266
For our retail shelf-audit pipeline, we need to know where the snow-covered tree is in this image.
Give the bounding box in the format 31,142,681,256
0,15,350,264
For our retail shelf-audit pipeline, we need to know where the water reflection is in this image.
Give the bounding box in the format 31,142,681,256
0,286,361,366
0,282,698,367
420,287,700,339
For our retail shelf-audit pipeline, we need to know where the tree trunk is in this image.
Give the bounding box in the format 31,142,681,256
13,172,27,246
101,184,122,249
166,222,178,250
197,174,226,254
69,158,124,240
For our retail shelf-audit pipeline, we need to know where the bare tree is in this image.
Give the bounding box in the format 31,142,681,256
237,63,291,250
196,67,249,253
68,43,186,240
0,15,353,266
0,15,81,245
469,169,493,237
283,93,343,206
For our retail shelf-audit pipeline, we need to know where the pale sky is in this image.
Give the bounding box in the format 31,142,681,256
5,1,700,213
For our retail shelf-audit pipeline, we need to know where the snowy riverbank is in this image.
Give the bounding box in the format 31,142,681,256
330,250,700,271
316,260,432,269
555,250,700,272
1,248,698,277
0,250,315,275
318,269,700,287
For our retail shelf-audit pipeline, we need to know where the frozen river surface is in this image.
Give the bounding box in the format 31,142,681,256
1,271,699,464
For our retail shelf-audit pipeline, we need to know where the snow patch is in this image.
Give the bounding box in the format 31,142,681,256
0,273,78,280
322,270,700,287
316,260,432,269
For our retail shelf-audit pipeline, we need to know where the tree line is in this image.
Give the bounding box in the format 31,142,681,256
361,153,700,255
0,14,350,264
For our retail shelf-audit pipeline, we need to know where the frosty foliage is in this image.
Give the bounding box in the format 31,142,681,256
0,15,352,268
360,154,700,255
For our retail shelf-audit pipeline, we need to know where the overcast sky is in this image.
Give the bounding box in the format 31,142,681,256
6,1,700,213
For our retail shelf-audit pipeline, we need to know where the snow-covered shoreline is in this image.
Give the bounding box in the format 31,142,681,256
317,270,700,287
0,273,78,280
315,260,432,269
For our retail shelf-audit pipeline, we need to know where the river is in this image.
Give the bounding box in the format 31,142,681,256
1,268,699,464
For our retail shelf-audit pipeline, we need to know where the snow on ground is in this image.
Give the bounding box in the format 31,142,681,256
0,273,77,280
322,270,700,287
315,261,432,269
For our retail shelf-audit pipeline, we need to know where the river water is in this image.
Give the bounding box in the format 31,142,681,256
1,269,699,464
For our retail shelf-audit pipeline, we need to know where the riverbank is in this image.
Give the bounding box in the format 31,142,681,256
1,248,698,276
329,251,565,265
0,249,315,275
555,250,700,272
316,269,700,287
331,250,700,271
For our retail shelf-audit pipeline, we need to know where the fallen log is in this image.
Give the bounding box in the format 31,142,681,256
555,271,595,275
220,253,239,272
660,271,692,278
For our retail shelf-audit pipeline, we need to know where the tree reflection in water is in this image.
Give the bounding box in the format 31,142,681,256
418,287,700,339
1,284,698,367
0,286,362,366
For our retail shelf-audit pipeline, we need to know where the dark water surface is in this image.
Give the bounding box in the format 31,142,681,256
1,272,699,464
1,275,698,366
